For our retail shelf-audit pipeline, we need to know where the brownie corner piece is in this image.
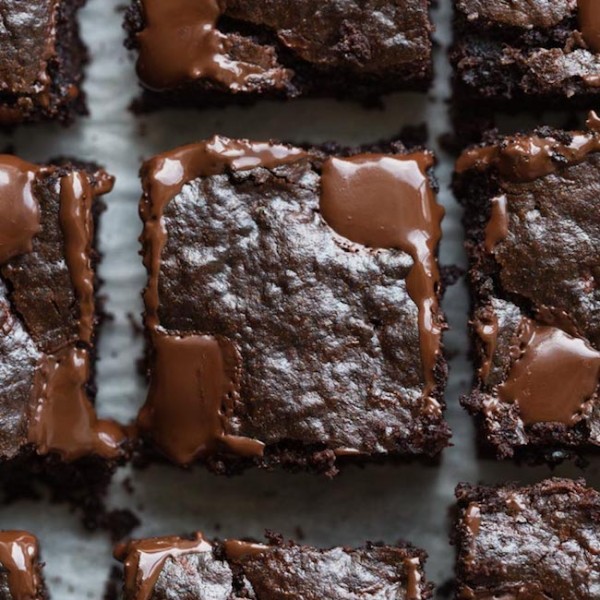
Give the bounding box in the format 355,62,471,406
454,478,600,600
124,0,433,110
0,155,129,487
136,136,450,473
0,530,47,600
451,0,600,111
115,532,434,600
454,113,600,461
0,0,88,127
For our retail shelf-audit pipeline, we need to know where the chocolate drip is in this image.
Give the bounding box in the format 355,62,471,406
138,333,264,465
136,0,286,91
579,0,600,53
319,153,444,406
115,533,211,600
28,346,125,460
59,172,98,343
456,113,600,181
139,137,307,464
0,532,39,600
499,320,600,425
0,156,42,265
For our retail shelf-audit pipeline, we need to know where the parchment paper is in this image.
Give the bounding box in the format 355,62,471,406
0,1,597,598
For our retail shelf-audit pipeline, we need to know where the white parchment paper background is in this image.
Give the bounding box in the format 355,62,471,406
1,1,598,598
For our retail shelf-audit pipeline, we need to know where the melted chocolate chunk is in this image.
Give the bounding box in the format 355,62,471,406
116,534,433,600
138,136,449,472
138,333,264,465
456,116,600,459
497,321,600,425
0,531,42,600
115,534,212,600
136,0,289,92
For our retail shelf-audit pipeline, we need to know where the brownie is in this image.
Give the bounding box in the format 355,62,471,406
454,113,600,461
451,0,600,114
115,532,433,600
0,0,88,127
0,531,47,600
123,0,433,110
0,155,128,487
136,136,450,475
454,478,600,600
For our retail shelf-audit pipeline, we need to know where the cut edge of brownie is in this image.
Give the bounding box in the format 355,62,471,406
122,0,433,112
134,135,451,476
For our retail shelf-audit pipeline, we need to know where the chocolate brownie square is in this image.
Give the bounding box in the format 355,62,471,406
451,0,600,111
115,532,433,600
0,0,88,127
123,0,434,110
0,531,47,600
454,113,600,460
0,155,128,486
136,136,450,475
454,478,600,600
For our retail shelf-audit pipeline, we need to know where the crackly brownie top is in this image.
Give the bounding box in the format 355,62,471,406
0,156,126,462
138,136,448,465
128,0,432,93
0,0,59,96
115,533,431,600
456,114,600,454
455,479,600,600
453,0,600,98
0,531,42,600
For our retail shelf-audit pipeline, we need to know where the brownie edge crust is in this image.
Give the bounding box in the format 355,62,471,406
137,136,450,474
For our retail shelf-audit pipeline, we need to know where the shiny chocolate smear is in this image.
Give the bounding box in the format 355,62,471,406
137,0,284,91
0,531,39,600
28,346,125,460
0,156,41,265
115,533,211,600
499,320,600,425
320,153,444,405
